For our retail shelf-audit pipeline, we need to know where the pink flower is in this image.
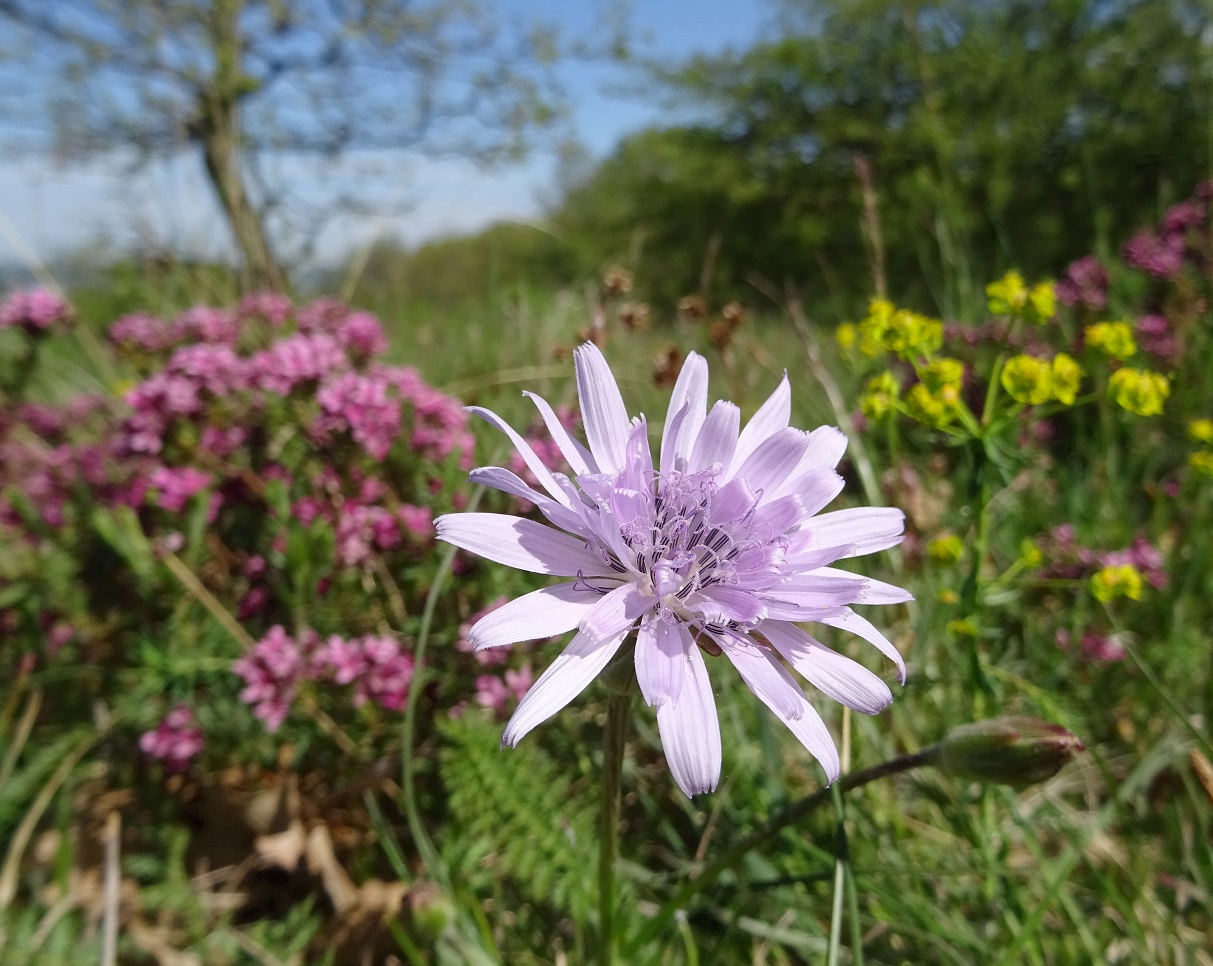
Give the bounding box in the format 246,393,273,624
1135,314,1178,364
296,297,350,333
315,372,401,460
139,705,205,771
233,626,317,731
437,344,910,797
174,306,239,345
1123,230,1185,279
252,333,349,394
109,313,177,352
238,292,293,327
0,289,71,333
166,344,250,394
398,504,434,539
1055,256,1109,311
337,311,389,358
148,466,213,513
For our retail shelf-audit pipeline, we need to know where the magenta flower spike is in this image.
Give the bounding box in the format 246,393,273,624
436,344,910,797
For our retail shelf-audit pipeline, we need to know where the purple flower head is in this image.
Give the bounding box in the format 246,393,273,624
1135,314,1178,363
337,311,389,359
1054,256,1109,311
335,503,401,567
436,343,910,798
110,313,178,352
174,306,239,345
356,635,414,710
1123,230,1186,279
1161,200,1205,235
0,289,72,333
166,343,250,394
253,333,349,394
296,296,350,333
238,291,293,327
234,626,318,732
315,372,401,460
139,705,205,771
398,504,434,540
148,465,213,513
1058,629,1125,663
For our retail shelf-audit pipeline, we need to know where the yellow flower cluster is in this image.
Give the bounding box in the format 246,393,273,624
859,371,900,420
927,533,964,565
1189,451,1213,478
986,271,1056,324
904,357,966,429
1089,564,1144,603
1000,353,1082,406
1084,321,1137,360
1186,421,1213,478
1108,368,1169,416
1187,419,1213,443
857,299,943,360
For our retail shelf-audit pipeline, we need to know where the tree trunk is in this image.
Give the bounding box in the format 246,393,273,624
195,0,287,294
198,108,288,294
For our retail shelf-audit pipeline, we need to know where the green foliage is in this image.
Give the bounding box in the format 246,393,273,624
438,713,599,921
558,0,1209,315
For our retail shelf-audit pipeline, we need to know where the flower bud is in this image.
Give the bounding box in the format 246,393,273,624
935,717,1083,788
408,880,457,940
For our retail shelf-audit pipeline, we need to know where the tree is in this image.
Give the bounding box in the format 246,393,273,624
0,0,613,291
558,0,1210,316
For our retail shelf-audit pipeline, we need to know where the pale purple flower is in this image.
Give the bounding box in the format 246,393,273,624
139,705,205,771
436,344,909,798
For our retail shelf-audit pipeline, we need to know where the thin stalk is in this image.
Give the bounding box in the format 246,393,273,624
400,485,487,889
625,746,938,955
598,689,631,966
826,708,853,966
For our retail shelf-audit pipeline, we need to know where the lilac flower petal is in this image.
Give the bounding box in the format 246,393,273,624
817,608,906,683
575,343,633,474
801,507,906,557
468,467,590,536
688,401,740,473
502,625,631,746
722,636,840,781
523,390,596,476
689,585,768,626
730,372,791,472
660,351,709,473
732,427,810,497
760,621,893,714
657,645,721,797
580,581,653,642
712,478,758,524
717,634,804,719
801,426,848,470
436,513,608,576
467,406,571,507
770,464,846,510
468,582,599,650
635,614,688,706
859,576,915,604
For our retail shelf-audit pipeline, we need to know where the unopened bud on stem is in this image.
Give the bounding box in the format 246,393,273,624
934,717,1083,788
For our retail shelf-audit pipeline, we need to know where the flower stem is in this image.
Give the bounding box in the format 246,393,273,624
625,746,938,955
599,689,631,966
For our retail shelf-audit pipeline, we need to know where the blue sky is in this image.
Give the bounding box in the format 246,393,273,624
0,0,773,272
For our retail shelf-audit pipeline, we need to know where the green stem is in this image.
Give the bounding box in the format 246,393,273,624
599,689,631,966
400,486,487,888
624,746,937,955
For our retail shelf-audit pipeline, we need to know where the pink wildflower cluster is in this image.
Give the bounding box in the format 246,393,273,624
449,597,542,719
147,465,214,513
139,705,205,771
110,313,179,353
1055,256,1109,311
1122,189,1211,280
0,288,72,334
233,625,321,731
315,634,415,710
315,372,402,460
238,291,293,327
1041,526,1168,589
253,333,349,394
1055,629,1126,663
234,625,418,730
1135,314,1177,364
